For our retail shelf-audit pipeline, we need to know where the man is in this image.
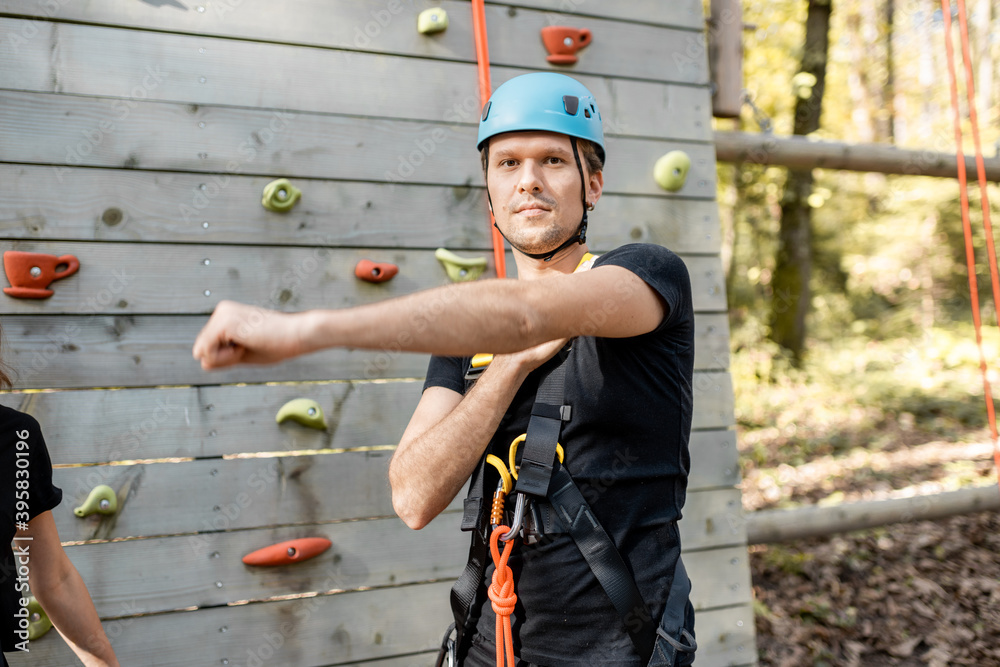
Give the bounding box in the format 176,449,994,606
193,73,695,666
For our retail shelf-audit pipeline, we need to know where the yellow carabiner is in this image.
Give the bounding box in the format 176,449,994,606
508,434,564,481
486,454,513,494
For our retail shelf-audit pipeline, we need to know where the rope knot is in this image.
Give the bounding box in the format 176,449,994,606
489,567,517,616
489,525,518,667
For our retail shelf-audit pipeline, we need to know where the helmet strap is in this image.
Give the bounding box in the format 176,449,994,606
485,138,590,263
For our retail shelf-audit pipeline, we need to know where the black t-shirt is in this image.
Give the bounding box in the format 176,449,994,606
1,406,63,657
423,244,695,666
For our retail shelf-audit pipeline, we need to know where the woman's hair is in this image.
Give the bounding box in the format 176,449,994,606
0,322,14,390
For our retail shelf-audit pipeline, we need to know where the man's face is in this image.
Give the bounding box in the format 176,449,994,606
486,131,602,257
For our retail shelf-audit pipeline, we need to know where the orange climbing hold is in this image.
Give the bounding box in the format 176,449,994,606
355,259,399,283
489,525,517,667
242,537,332,566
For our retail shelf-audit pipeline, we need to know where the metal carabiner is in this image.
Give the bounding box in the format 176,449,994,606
501,493,528,542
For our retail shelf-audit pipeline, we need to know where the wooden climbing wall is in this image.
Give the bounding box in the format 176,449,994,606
0,1,756,665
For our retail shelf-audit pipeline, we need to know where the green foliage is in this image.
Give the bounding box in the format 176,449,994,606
723,0,1000,353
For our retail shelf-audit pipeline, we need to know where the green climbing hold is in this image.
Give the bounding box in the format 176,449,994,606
26,596,52,641
261,178,302,212
417,8,449,34
653,151,691,192
275,398,328,430
74,485,118,518
435,248,487,282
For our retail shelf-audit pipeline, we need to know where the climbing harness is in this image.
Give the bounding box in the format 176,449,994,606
437,343,697,667
939,0,1000,478
435,251,696,666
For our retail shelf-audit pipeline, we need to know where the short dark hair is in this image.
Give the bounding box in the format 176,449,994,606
480,137,604,178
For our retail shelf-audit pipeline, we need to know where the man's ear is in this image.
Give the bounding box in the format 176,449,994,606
588,170,604,206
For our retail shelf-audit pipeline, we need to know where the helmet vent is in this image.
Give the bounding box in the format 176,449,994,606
481,101,491,122
584,108,591,118
562,95,579,115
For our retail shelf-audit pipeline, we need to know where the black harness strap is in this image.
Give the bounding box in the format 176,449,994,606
548,465,656,662
445,347,689,666
513,352,571,499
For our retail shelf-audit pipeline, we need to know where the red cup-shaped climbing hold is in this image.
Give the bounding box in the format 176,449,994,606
541,26,592,65
242,537,332,566
355,259,399,283
3,251,80,299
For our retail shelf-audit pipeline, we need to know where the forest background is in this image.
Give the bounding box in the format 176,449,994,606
721,0,1000,664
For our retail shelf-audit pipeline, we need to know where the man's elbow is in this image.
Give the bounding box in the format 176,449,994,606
392,490,432,531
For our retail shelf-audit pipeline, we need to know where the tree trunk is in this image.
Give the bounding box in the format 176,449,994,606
885,0,895,142
768,0,833,363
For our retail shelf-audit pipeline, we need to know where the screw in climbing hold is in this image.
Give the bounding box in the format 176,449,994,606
653,151,692,192
417,8,449,34
275,398,328,430
74,485,118,518
355,259,399,283
261,178,302,212
2,251,80,299
540,26,592,65
435,248,487,283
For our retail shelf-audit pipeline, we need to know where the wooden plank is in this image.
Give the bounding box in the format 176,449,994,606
0,165,723,254
8,580,457,667
0,242,726,315
50,451,403,542
0,386,738,487
49,451,742,546
6,582,752,667
0,3,709,85
0,315,734,395
695,604,758,667
0,18,712,143
63,513,748,617
2,314,433,387
690,429,740,490
67,514,467,618
686,546,753,612
2,0,706,33
678,487,746,551
0,90,718,199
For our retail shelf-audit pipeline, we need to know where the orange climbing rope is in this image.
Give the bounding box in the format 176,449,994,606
489,525,517,667
939,0,1000,479
471,0,507,279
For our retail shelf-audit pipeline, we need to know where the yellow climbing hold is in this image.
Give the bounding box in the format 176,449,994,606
275,398,328,430
435,248,487,282
261,178,302,212
653,151,691,192
74,484,118,518
417,8,449,34
26,596,52,641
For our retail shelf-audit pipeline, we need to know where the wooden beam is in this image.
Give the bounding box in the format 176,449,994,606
708,0,744,118
746,485,1000,544
714,130,1000,180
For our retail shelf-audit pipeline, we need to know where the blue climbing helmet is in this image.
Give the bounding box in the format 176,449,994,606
478,73,605,261
477,72,606,165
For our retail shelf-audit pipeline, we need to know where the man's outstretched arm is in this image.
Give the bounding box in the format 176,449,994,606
193,265,664,369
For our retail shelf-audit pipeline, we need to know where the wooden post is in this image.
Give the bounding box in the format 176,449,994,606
708,0,743,118
714,130,1000,180
746,485,1000,544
